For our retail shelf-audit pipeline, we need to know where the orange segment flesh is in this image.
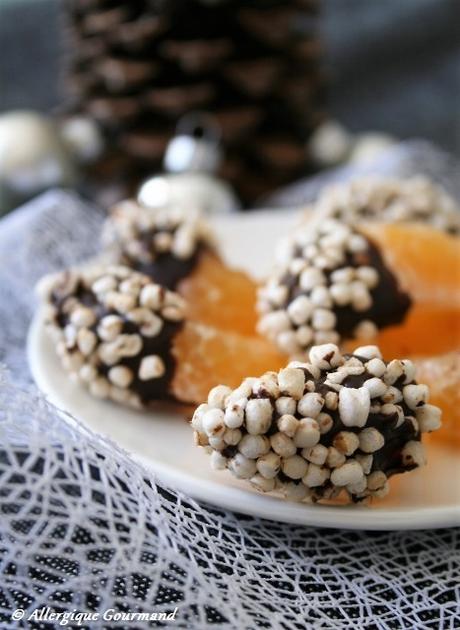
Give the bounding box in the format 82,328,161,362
178,250,258,336
171,321,285,404
352,224,460,449
344,303,460,358
415,352,460,449
361,222,460,307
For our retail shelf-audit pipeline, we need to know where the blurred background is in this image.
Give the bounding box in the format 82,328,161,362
0,0,459,214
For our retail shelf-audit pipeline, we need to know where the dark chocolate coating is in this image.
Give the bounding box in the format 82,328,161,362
53,282,181,404
282,237,412,338
124,248,202,291
118,225,208,290
115,317,181,404
314,360,419,478
228,355,421,502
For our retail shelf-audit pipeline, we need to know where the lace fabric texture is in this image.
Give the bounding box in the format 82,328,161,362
0,142,459,629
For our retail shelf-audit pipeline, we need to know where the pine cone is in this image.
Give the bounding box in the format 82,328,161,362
64,0,325,204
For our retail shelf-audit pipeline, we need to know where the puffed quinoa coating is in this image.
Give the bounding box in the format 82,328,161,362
39,264,186,408
257,217,411,356
303,176,460,235
193,344,441,503
101,200,215,289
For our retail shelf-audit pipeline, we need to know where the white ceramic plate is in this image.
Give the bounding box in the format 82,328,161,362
28,211,460,530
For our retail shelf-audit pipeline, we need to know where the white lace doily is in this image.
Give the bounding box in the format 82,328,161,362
0,143,459,629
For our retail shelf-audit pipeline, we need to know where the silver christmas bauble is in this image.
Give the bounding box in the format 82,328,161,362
138,111,239,214
164,111,222,175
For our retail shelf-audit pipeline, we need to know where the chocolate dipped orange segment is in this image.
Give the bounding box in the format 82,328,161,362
257,219,411,355
192,343,441,503
307,176,460,234
37,264,186,409
102,199,215,290
103,199,259,335
38,264,284,407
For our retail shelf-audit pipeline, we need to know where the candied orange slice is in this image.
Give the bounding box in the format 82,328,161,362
414,352,460,449
178,250,258,336
171,321,285,404
361,222,460,307
344,303,460,358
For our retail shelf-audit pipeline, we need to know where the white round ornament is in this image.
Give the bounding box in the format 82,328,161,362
308,120,353,167
0,111,77,201
349,133,397,164
138,173,239,214
60,115,104,164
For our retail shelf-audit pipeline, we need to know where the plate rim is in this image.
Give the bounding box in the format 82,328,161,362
27,311,460,531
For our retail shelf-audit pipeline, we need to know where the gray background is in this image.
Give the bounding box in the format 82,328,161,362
0,0,459,154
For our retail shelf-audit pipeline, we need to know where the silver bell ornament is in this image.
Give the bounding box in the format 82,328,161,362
0,111,77,214
138,112,240,214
